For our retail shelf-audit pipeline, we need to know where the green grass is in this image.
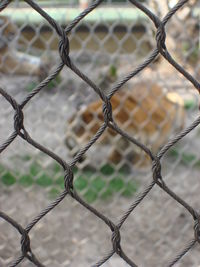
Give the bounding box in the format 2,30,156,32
74,175,88,191
36,174,53,187
30,162,42,176
100,163,115,176
2,148,200,203
0,160,138,203
19,175,34,187
184,99,198,110
169,148,200,167
26,75,62,92
1,172,16,186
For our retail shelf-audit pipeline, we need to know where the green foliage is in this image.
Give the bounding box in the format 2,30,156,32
48,188,61,200
55,176,65,189
109,64,117,78
26,75,62,92
36,174,53,187
74,175,88,191
19,155,32,161
0,160,138,203
52,162,62,174
184,99,197,110
91,176,106,192
19,175,34,187
74,173,138,202
26,82,37,92
109,177,124,192
118,164,131,175
45,75,62,90
30,161,42,176
169,148,200,167
100,188,113,200
100,163,115,176
122,181,138,197
84,189,98,204
1,172,16,186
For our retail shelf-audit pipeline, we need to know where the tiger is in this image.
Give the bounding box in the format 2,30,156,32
65,81,185,168
0,15,47,79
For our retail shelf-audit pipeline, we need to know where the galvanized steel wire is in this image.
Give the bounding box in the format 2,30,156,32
0,0,200,266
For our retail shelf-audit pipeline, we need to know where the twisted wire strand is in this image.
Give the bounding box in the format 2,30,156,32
165,239,196,267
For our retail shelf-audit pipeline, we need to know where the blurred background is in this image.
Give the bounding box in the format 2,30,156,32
0,0,199,266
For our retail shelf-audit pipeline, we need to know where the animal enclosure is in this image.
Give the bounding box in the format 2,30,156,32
0,0,199,266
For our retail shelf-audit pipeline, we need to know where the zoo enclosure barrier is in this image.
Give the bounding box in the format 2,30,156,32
0,0,200,266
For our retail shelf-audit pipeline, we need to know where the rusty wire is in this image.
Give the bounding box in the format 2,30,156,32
0,0,200,266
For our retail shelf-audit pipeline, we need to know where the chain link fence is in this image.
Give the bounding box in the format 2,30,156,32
0,0,200,266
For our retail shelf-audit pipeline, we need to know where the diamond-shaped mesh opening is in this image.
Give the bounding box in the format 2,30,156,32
0,0,200,266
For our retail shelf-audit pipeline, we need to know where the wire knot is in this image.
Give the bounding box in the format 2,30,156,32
152,157,163,184
103,98,113,124
111,225,121,255
194,216,200,244
64,166,74,194
156,23,166,53
14,106,24,134
59,28,71,66
21,231,31,256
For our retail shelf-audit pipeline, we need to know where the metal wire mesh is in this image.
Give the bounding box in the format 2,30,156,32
0,0,200,266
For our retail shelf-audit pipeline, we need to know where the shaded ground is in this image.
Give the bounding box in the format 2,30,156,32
0,70,200,266
0,165,200,267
